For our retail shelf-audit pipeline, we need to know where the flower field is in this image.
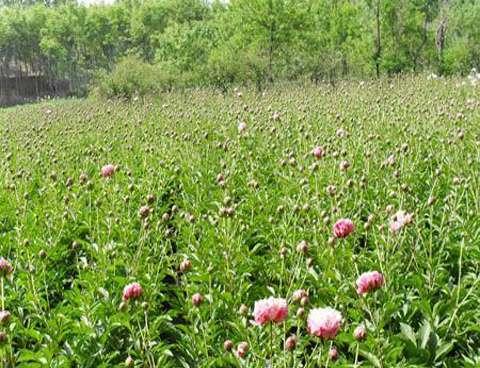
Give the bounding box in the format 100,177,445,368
0,76,479,367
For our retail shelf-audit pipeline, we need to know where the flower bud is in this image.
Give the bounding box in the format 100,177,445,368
179,259,192,273
285,335,297,351
236,341,249,358
0,331,7,345
296,240,308,254
354,324,367,341
192,293,204,307
296,307,305,318
125,355,134,367
238,304,249,316
0,258,13,278
0,311,11,325
328,347,339,361
223,339,234,352
300,295,309,306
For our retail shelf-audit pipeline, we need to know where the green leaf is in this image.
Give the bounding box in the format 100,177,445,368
359,349,382,368
418,320,432,349
308,267,320,281
435,341,454,361
400,322,417,347
16,350,38,363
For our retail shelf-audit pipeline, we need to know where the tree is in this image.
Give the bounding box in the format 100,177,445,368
227,0,310,82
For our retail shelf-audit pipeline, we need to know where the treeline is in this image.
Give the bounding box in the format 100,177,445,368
0,0,479,96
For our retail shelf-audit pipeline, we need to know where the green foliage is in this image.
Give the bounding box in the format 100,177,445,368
442,1,480,74
1,0,480,98
1,77,480,366
92,56,164,98
205,47,268,92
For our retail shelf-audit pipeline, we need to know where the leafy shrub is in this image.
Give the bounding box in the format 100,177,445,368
92,56,171,99
205,48,268,92
443,38,473,75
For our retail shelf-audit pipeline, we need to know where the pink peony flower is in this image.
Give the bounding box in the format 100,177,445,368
122,282,143,301
333,218,355,238
100,164,116,178
389,210,413,233
253,297,288,326
312,146,325,159
0,258,13,278
356,271,385,295
307,307,342,339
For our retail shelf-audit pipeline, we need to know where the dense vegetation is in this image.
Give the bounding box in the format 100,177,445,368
1,0,480,96
0,76,479,367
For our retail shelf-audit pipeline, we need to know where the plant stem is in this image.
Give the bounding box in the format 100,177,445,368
270,322,274,367
315,341,323,367
1,277,4,310
283,322,286,368
325,341,332,368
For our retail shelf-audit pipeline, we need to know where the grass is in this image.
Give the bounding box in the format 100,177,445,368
0,76,479,367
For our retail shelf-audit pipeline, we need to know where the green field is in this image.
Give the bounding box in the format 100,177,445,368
0,76,479,367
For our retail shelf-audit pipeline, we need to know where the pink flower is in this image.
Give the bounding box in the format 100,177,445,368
100,164,116,178
312,146,325,159
354,324,367,341
122,282,143,301
333,218,354,238
389,210,413,233
356,271,385,295
307,307,342,339
0,258,13,278
253,297,288,325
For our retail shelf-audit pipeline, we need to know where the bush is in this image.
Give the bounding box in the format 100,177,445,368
204,49,244,93
92,56,170,99
204,48,268,93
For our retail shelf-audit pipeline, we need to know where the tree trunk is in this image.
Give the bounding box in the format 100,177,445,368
374,0,381,78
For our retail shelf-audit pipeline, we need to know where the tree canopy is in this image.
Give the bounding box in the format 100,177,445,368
0,0,479,95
